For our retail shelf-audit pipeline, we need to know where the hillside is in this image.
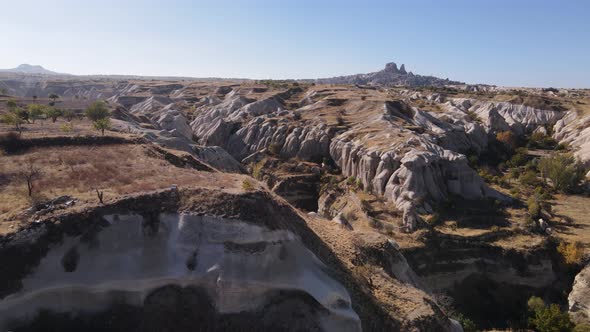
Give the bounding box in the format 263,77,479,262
316,62,463,87
0,76,589,331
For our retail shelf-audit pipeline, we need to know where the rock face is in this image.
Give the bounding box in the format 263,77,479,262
0,189,366,332
554,111,590,167
0,188,461,331
316,62,463,87
444,98,566,136
569,265,590,324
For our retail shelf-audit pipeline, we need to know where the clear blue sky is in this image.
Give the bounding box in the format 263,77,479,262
1,0,589,87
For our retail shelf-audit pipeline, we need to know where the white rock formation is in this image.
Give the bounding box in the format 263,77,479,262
0,213,361,332
569,265,590,324
553,111,590,167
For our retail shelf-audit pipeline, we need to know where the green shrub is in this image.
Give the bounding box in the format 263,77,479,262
538,154,585,193
555,142,569,151
93,118,110,135
528,296,546,313
452,312,477,332
528,132,558,150
527,193,543,219
520,169,540,187
346,176,357,186
558,241,584,265
60,123,73,133
251,158,266,180
44,107,62,123
574,324,590,332
529,303,574,332
268,143,282,156
63,109,76,121
507,148,529,168
242,179,255,191
27,104,45,123
85,101,110,121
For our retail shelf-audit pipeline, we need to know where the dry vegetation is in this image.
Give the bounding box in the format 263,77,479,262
0,143,251,234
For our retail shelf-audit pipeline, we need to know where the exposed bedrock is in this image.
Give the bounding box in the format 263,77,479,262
554,111,590,168
402,236,570,329
569,265,590,325
0,191,362,331
444,98,565,136
329,137,505,230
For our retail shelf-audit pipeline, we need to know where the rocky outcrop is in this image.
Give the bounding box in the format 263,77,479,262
446,98,565,136
329,137,504,230
0,191,361,331
569,265,590,324
553,111,590,167
192,145,244,173
316,62,463,87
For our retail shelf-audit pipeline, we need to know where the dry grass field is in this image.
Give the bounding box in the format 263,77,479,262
0,143,253,234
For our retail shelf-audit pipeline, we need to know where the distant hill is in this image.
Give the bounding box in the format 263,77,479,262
0,64,69,76
316,62,462,87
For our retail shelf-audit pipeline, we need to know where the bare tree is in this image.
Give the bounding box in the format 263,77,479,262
95,188,104,204
18,159,42,197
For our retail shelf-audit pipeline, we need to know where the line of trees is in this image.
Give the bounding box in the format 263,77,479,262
1,99,111,136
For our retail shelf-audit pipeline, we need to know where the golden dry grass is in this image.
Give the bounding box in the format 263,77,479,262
0,143,252,233
550,194,590,254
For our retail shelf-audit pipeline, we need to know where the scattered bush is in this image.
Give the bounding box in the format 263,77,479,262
251,159,266,180
528,132,558,150
558,241,584,265
528,296,546,313
452,312,477,332
268,143,282,156
63,109,76,121
48,93,60,103
27,104,45,123
529,302,574,332
507,148,529,168
0,112,24,133
60,123,73,133
555,142,569,151
93,118,110,135
538,154,585,193
496,131,518,151
520,169,541,187
44,107,62,123
241,179,255,191
85,101,110,121
527,192,545,220
575,324,590,332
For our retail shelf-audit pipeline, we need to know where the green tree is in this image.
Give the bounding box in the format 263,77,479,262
530,303,574,332
85,101,110,121
62,109,76,121
27,104,45,123
48,93,59,103
44,107,62,123
1,112,24,134
6,99,17,110
528,296,546,313
538,154,585,193
93,118,110,135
